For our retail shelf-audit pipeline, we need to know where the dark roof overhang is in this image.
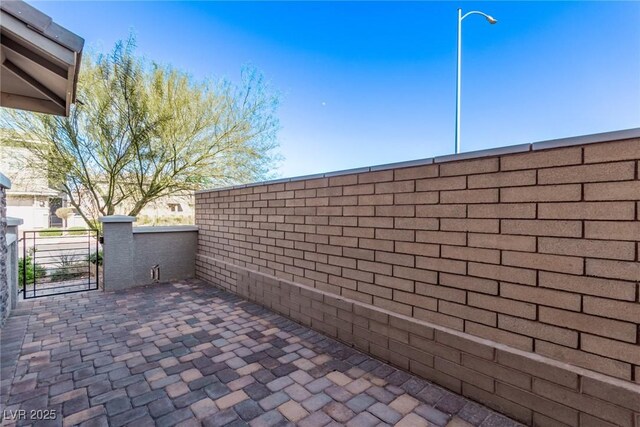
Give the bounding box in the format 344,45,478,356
1,0,84,116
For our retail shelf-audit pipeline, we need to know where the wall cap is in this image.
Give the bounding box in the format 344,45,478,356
195,127,640,195
370,157,434,172
0,172,11,189
531,128,640,150
99,215,136,223
133,225,198,234
324,166,371,177
434,143,531,163
287,172,326,181
6,234,18,246
6,217,23,227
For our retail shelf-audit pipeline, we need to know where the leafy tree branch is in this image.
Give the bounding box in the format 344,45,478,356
1,35,281,227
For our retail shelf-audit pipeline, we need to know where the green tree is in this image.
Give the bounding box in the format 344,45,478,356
1,37,280,227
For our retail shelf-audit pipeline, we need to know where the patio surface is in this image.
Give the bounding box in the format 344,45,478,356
0,280,521,427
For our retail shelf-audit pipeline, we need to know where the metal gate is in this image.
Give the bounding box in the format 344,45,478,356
21,229,100,299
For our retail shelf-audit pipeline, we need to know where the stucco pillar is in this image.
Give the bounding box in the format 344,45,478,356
99,215,136,291
6,217,23,312
1,172,13,327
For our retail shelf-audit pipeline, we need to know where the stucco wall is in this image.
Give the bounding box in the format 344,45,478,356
0,173,20,327
195,131,640,426
132,227,197,286
100,216,198,291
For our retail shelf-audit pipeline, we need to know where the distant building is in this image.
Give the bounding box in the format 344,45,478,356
0,133,63,230
0,132,193,230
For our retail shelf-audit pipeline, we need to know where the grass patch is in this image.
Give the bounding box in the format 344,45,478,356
38,228,63,237
67,227,88,236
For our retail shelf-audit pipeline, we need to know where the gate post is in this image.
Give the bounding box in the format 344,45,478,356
6,218,23,312
99,215,136,291
1,172,19,327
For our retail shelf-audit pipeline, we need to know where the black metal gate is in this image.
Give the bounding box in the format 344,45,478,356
21,229,100,299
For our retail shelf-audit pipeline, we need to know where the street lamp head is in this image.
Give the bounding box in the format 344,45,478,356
460,10,498,25
455,9,498,154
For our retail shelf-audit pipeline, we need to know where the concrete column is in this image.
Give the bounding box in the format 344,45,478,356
99,215,136,291
1,172,12,327
6,217,23,311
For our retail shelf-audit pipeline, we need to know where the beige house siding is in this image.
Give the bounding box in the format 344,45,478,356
0,138,60,229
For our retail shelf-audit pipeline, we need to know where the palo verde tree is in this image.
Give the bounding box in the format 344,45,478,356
1,37,280,227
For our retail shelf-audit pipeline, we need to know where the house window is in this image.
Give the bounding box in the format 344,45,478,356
168,203,183,212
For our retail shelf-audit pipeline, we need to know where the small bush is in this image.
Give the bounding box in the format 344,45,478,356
89,250,103,266
49,266,85,282
18,256,47,287
136,214,194,226
39,228,63,237
67,227,87,236
50,254,85,282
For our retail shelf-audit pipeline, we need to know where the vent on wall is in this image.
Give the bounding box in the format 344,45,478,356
151,265,160,282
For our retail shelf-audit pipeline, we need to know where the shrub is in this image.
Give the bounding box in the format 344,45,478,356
18,256,47,288
49,254,85,282
136,214,194,226
136,214,152,225
67,227,87,236
49,267,85,282
38,228,63,237
89,250,103,266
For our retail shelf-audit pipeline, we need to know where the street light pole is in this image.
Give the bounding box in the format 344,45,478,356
455,9,462,155
455,9,497,154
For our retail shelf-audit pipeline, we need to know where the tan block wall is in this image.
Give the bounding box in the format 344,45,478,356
195,136,640,425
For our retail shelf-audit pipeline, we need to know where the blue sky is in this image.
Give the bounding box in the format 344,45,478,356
32,1,640,178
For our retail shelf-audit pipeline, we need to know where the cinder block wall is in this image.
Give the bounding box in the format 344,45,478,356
195,134,640,426
132,227,198,286
100,216,198,291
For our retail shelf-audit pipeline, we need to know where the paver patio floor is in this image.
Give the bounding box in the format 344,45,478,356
1,280,521,427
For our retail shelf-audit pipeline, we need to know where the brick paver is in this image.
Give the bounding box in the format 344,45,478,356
0,280,522,426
